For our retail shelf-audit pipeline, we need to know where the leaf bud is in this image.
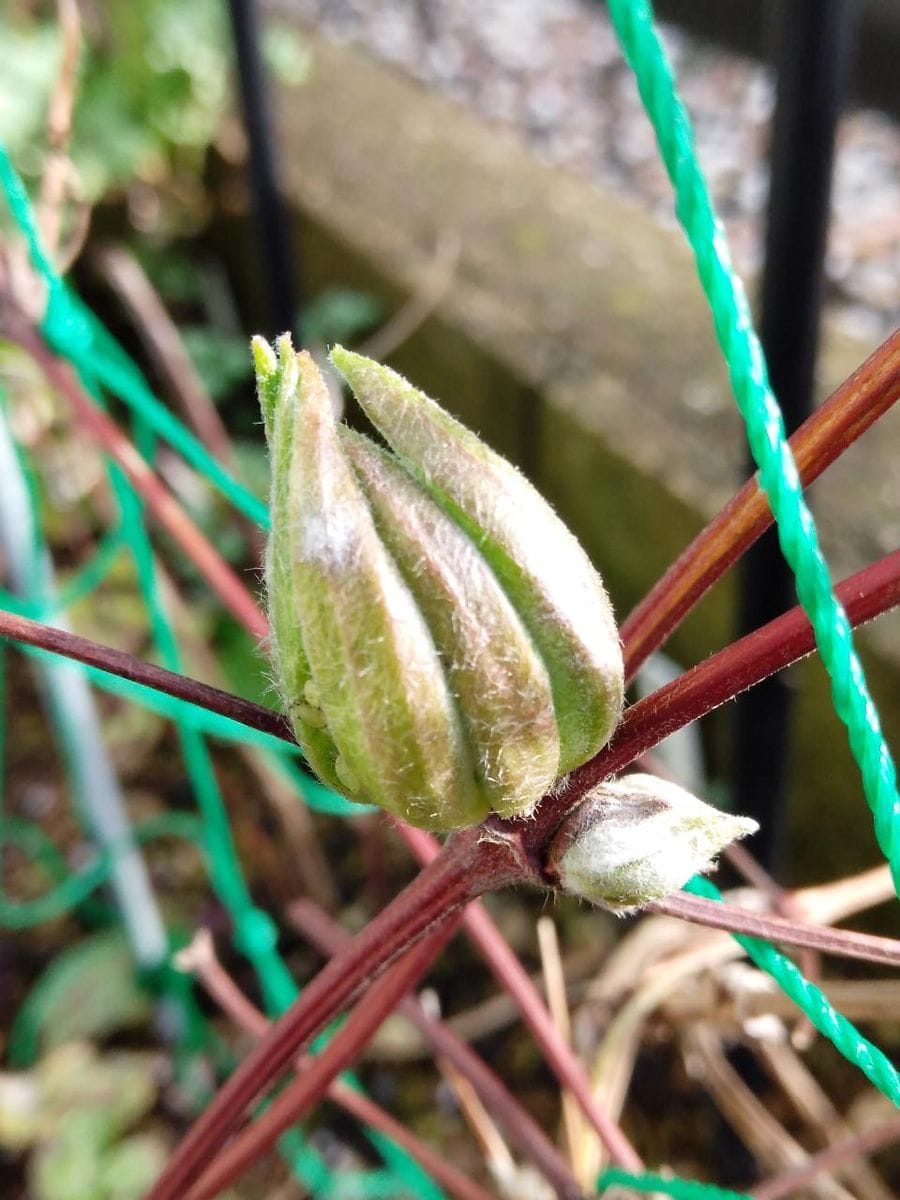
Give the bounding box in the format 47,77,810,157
546,773,757,912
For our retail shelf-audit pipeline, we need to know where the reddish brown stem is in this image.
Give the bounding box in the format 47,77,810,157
147,824,523,1200
752,1115,900,1200
183,930,496,1200
555,548,900,815
648,892,900,968
3,548,898,848
620,328,900,682
725,842,819,1015
6,315,269,640
0,607,291,741
185,917,463,1200
400,824,643,1172
289,898,585,1200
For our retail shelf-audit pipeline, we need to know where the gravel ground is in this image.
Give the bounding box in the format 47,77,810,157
280,0,899,343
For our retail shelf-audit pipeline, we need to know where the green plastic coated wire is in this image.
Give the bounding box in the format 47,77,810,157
0,813,205,929
0,146,439,1197
686,875,900,1104
598,1168,751,1199
605,0,900,894
1,7,898,1191
0,146,269,532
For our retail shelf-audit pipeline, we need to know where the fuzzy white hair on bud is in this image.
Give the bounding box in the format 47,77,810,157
549,773,758,913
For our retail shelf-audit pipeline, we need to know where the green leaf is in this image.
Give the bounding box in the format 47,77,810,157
10,931,152,1067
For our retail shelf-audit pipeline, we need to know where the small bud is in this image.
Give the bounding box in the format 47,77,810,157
547,774,758,913
256,337,625,830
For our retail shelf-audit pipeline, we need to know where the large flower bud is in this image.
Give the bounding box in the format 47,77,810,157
255,336,624,830
546,774,758,912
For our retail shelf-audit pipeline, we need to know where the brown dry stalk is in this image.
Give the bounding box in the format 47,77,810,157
95,247,237,467
38,0,81,257
685,1025,854,1200
753,1115,900,1200
756,1040,893,1200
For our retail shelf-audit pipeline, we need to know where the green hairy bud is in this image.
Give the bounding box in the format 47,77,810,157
255,335,624,831
547,774,758,912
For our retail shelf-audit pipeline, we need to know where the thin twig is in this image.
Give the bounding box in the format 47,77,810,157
420,989,517,1182
288,898,583,1200
4,313,269,639
756,1039,894,1200
176,931,495,1200
648,891,900,969
753,1116,900,1200
358,230,462,362
94,246,237,468
93,249,265,557
537,915,587,1182
38,0,81,258
0,607,291,741
684,1025,853,1200
183,918,463,1200
725,842,819,1045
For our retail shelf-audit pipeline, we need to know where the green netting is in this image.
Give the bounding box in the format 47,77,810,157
0,1,897,1195
598,1168,752,1199
0,144,434,1197
606,0,899,889
601,0,900,1192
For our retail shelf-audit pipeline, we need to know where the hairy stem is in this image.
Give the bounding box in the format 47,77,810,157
649,891,900,968
0,608,291,740
551,548,900,821
401,824,643,1172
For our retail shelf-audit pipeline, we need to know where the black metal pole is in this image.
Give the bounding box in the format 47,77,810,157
226,0,300,340
734,0,855,871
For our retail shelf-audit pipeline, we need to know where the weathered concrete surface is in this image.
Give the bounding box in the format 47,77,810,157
253,31,897,880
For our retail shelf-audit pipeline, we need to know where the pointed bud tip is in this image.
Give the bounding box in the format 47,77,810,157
251,335,278,380
329,344,384,398
549,774,758,913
